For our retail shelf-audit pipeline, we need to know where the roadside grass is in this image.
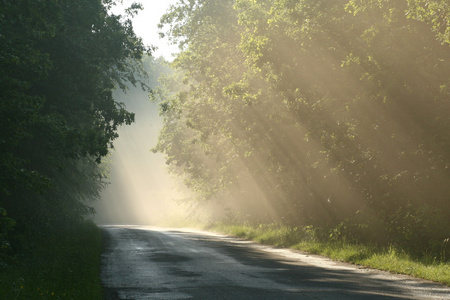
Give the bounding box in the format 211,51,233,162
0,220,103,300
209,223,450,286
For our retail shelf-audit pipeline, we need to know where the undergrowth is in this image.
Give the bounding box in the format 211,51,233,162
209,223,450,286
0,220,103,300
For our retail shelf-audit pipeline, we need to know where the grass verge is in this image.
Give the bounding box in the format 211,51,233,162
209,223,450,286
0,220,103,300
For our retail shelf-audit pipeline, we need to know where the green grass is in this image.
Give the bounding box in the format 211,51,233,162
0,221,103,300
209,223,450,286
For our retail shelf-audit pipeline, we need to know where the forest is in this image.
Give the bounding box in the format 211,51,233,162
154,0,450,259
1,0,450,296
0,1,149,296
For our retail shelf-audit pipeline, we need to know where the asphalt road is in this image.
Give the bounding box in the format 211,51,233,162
100,225,450,300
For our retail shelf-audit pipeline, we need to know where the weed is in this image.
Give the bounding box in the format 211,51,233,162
0,221,103,300
210,223,450,286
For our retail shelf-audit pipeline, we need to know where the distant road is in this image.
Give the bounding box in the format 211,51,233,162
100,225,450,300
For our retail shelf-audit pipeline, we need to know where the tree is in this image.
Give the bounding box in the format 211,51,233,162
0,0,149,248
156,0,450,256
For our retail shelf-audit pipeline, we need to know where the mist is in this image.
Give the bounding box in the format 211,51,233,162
93,81,189,225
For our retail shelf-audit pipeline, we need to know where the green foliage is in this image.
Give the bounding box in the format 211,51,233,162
212,222,450,286
0,2,150,292
0,221,103,300
0,208,15,261
213,223,321,247
405,0,450,44
156,0,450,259
0,0,149,242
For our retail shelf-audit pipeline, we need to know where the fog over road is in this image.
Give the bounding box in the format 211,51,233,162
101,226,450,300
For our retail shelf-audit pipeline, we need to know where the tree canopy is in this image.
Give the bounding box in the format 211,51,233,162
0,0,149,252
156,0,450,257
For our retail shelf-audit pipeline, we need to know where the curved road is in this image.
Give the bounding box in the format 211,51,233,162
100,225,450,300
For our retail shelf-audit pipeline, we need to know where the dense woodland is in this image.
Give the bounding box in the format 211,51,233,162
155,0,450,258
0,0,148,259
1,0,449,269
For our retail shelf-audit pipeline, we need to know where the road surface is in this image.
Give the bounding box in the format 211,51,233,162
100,225,450,299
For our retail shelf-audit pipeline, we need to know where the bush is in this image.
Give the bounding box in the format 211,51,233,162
0,220,103,300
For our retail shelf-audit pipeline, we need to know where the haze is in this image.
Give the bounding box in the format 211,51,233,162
95,1,450,256
93,82,190,225
94,2,187,225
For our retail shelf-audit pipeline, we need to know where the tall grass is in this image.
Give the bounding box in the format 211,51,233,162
210,223,450,286
0,220,103,300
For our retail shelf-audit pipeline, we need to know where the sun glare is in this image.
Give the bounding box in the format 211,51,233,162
94,88,189,225
111,0,180,60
